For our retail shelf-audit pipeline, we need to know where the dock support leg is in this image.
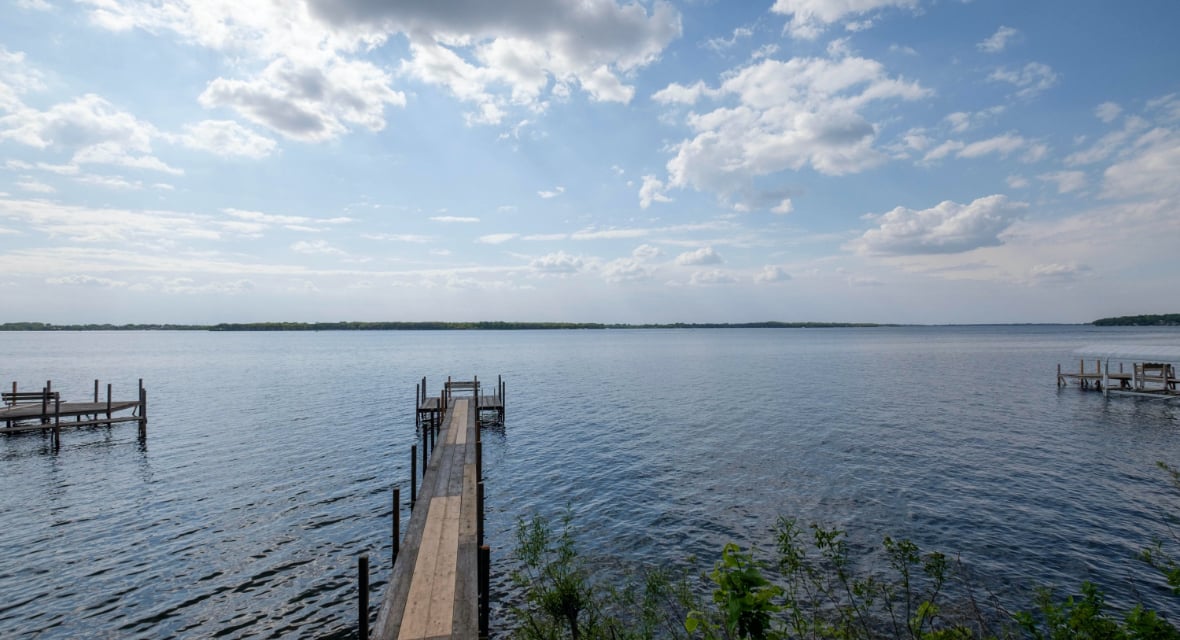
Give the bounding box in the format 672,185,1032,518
358,555,369,640
392,487,400,567
477,480,484,548
411,446,417,508
479,545,490,640
52,396,61,449
138,387,148,438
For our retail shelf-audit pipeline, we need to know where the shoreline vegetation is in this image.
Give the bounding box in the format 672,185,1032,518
511,463,1180,639
0,314,1175,331
1093,314,1180,326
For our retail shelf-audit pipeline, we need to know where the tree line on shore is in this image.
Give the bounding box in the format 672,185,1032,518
1092,314,1180,326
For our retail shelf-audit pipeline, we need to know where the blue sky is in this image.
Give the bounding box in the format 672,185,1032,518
1,0,1178,324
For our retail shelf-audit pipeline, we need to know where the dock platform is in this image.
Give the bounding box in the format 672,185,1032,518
374,378,495,640
2,380,147,443
1058,347,1179,399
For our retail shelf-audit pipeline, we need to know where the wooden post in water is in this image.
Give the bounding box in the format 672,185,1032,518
94,379,99,403
415,382,420,432
477,480,484,548
410,446,417,508
139,385,148,436
358,554,370,640
106,383,112,423
42,380,52,424
392,487,400,566
422,427,428,470
53,394,61,447
478,545,490,639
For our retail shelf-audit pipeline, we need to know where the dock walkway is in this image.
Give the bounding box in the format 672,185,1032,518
1,380,147,444
374,384,489,639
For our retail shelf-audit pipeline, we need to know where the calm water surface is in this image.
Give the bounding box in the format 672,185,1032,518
2,326,1179,638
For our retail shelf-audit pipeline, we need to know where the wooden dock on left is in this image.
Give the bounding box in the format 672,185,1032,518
1,379,147,445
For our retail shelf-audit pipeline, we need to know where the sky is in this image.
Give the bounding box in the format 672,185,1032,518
1,0,1178,324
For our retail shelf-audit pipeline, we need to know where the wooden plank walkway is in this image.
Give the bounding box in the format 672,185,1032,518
374,396,482,640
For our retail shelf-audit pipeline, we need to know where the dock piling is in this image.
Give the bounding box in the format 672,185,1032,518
478,545,490,640
410,446,417,508
139,386,148,436
392,487,400,566
359,555,370,640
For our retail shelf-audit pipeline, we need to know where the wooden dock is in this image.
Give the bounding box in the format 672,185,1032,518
1058,347,1180,399
373,377,496,640
1,380,147,445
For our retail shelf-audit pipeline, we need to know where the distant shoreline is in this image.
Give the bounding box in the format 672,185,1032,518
0,321,890,331
1,316,1175,331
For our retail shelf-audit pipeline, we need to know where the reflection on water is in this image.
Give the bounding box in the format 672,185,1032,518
1,326,1179,637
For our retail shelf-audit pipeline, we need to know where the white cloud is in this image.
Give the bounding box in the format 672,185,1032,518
922,140,963,162
72,141,183,175
363,233,432,243
1006,175,1030,189
675,246,722,266
0,93,179,180
45,274,128,288
571,228,649,240
15,179,54,193
771,198,794,214
705,26,753,52
660,55,929,207
538,186,565,199
75,174,143,190
1147,94,1180,121
1095,102,1122,123
942,106,1003,134
755,265,791,283
0,196,219,243
1038,170,1087,194
0,47,46,112
853,194,1028,255
770,0,918,40
689,269,736,285
988,62,1058,99
200,56,405,142
601,258,651,282
1027,262,1091,284
16,0,54,10
1102,127,1180,200
430,216,480,223
530,251,583,274
957,133,1026,159
651,80,713,105
1065,115,1148,166
638,175,672,208
632,244,662,260
223,208,351,231
178,120,277,159
366,0,681,119
977,26,1019,53
291,240,345,256
478,233,518,244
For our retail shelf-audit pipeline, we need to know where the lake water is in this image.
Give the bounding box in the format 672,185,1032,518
2,326,1179,638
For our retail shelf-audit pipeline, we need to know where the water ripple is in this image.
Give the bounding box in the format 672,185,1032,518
1,327,1179,637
